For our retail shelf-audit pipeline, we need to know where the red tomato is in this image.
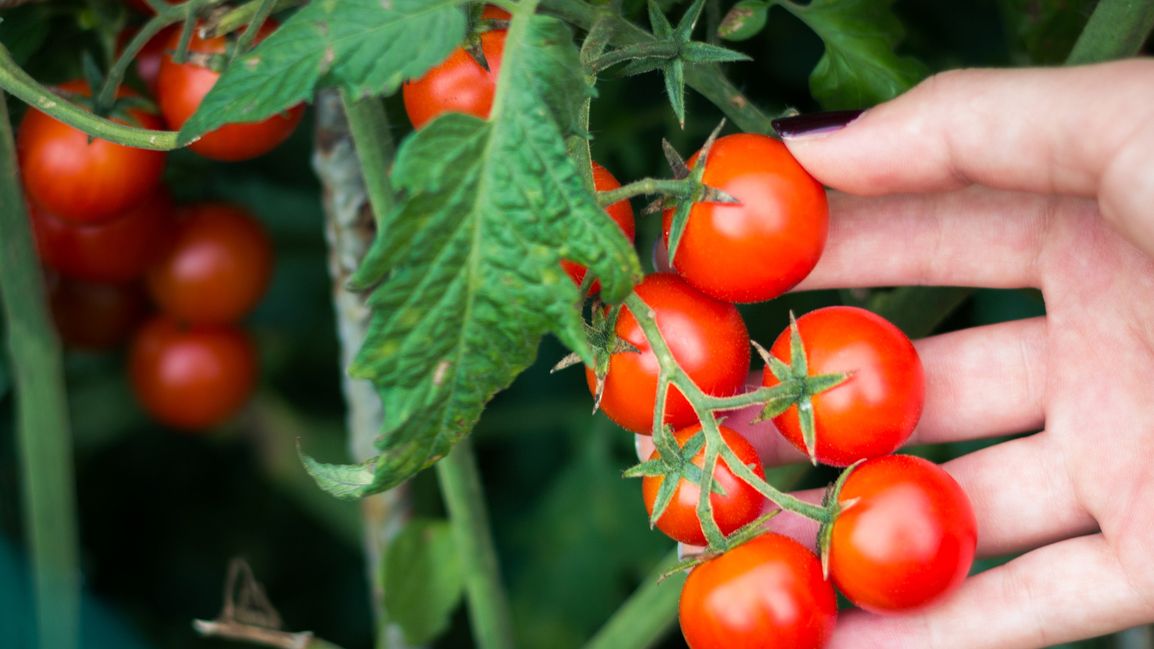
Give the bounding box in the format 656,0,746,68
146,202,273,325
763,306,924,466
31,189,173,283
663,133,827,303
129,315,257,430
830,454,977,612
585,273,749,435
17,81,166,224
480,5,511,21
49,278,148,350
562,161,635,292
642,424,765,546
679,533,837,649
156,22,304,161
402,28,505,129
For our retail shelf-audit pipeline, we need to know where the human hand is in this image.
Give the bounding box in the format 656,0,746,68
766,59,1154,648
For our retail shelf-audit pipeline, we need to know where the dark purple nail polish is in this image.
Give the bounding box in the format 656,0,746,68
772,109,864,138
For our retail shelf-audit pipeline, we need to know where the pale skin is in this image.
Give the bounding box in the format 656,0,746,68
641,59,1154,647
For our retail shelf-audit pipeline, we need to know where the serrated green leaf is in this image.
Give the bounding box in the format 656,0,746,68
382,520,464,645
328,16,641,497
720,0,770,41
784,0,926,109
179,0,467,143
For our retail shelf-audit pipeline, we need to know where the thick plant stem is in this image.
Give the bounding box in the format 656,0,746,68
584,551,685,649
1066,0,1154,65
435,440,516,649
312,89,416,649
0,93,80,649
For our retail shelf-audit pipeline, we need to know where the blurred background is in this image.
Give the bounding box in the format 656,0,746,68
1,0,1151,647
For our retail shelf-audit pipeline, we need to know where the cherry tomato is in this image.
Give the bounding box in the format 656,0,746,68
31,189,173,283
663,133,827,303
480,5,511,21
146,202,273,326
763,306,925,466
49,278,148,350
585,273,750,435
17,81,166,224
129,315,257,430
562,161,635,292
156,22,304,161
679,533,837,649
642,424,765,546
402,28,505,129
830,454,977,612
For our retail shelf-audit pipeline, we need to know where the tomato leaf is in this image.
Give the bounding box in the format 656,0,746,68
178,0,467,144
304,16,641,498
719,0,770,42
382,520,464,645
777,0,926,109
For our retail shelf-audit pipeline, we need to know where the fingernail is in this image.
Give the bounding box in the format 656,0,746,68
772,109,864,139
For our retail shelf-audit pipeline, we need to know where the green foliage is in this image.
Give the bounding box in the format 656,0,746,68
0,5,50,67
998,0,1097,64
179,0,467,143
382,519,464,645
303,15,642,499
719,0,770,41
777,0,926,109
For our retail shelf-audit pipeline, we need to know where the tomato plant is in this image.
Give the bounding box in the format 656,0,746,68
129,315,258,430
763,306,925,466
402,27,505,129
562,161,635,292
586,273,750,435
829,454,977,612
642,424,765,546
30,189,172,283
663,133,827,303
679,533,838,649
17,81,166,224
117,24,178,95
146,202,273,326
156,22,304,161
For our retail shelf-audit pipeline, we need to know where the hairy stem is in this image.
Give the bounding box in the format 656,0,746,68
0,93,80,649
597,178,690,206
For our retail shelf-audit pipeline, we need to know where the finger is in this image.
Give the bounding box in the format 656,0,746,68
793,188,1054,291
943,434,1095,557
779,61,1154,199
827,534,1146,649
912,317,1046,447
719,317,1047,467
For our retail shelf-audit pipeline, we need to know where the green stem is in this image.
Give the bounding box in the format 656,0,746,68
597,178,690,206
0,93,80,649
203,0,307,38
1066,0,1154,65
230,0,279,60
0,44,179,149
540,0,778,134
434,440,516,649
589,41,678,74
583,551,685,649
339,90,396,225
622,294,832,525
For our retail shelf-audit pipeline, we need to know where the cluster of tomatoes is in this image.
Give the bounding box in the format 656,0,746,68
404,8,977,648
15,2,302,431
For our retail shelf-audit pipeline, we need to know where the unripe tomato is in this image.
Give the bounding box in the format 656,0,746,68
562,161,635,292
31,189,174,283
663,133,827,303
156,22,304,161
49,278,148,350
403,28,505,129
642,424,765,546
17,81,166,224
129,315,258,430
829,454,977,612
586,273,750,435
679,533,837,649
146,202,273,325
763,306,925,466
